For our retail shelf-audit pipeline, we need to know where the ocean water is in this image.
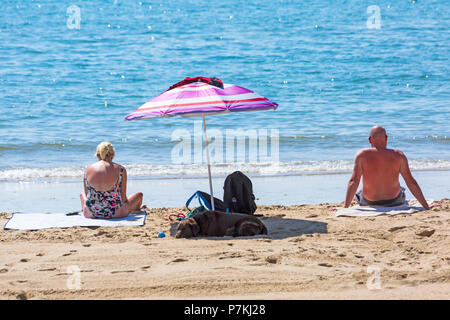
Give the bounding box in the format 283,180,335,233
0,0,449,182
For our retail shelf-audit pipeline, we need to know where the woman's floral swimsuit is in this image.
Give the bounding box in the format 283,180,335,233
84,167,124,219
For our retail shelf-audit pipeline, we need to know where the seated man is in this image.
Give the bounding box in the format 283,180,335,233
344,126,429,209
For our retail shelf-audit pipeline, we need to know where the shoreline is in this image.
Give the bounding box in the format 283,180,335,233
1,200,449,300
3,166,450,183
1,169,449,213
1,157,450,183
0,164,450,183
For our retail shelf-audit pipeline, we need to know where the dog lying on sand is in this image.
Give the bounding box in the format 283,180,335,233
175,210,268,238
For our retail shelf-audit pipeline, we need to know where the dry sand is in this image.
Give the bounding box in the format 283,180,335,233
1,200,449,300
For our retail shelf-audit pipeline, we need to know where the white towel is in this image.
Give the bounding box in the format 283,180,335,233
3,211,147,230
335,199,432,217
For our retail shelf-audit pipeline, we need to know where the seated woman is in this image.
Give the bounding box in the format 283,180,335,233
80,142,144,219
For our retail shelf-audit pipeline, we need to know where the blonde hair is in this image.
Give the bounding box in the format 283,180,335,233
95,142,115,160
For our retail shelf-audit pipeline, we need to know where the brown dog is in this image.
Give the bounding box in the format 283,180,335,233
175,210,268,238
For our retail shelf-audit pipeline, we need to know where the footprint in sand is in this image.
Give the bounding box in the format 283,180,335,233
38,268,57,272
168,258,188,264
0,268,9,273
95,230,109,236
20,258,30,263
62,250,78,257
416,228,435,237
388,226,407,232
219,253,242,260
318,263,333,267
265,255,279,264
16,292,28,300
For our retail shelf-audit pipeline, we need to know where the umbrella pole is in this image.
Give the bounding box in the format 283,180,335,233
202,114,215,211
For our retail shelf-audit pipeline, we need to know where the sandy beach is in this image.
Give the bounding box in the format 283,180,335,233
1,199,449,300
2,0,449,305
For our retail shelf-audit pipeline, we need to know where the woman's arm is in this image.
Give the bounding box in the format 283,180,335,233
120,166,128,203
83,168,88,196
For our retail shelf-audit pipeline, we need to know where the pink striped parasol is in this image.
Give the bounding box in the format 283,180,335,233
125,78,278,210
125,81,278,120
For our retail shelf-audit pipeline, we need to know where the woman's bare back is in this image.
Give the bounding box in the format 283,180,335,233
85,161,121,191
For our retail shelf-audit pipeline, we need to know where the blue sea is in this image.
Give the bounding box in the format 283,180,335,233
0,0,449,183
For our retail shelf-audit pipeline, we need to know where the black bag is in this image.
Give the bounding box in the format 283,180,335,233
223,171,257,215
186,190,227,212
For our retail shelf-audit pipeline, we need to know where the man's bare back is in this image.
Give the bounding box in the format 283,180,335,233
358,147,402,201
344,126,430,209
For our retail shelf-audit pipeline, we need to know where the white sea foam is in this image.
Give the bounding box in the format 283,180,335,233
1,159,450,181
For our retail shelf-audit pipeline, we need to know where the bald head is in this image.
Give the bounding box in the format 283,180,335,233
370,126,387,138
369,126,388,148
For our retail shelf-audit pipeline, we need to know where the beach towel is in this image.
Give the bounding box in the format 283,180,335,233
3,211,147,230
335,199,433,217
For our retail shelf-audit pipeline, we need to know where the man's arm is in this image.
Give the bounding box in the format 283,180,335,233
398,151,429,209
344,151,363,208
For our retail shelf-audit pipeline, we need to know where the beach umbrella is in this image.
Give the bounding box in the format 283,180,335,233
125,77,278,211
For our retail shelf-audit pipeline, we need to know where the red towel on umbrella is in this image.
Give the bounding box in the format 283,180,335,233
166,77,224,91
